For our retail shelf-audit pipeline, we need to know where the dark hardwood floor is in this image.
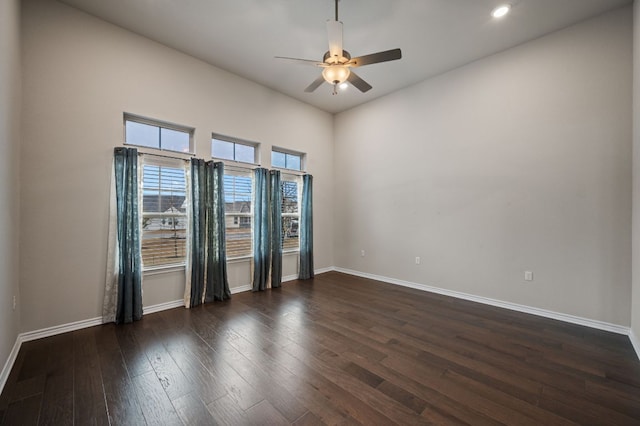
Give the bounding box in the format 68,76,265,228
1,271,639,425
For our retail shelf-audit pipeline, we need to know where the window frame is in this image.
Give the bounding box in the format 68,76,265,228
124,113,195,155
223,168,254,261
271,147,305,172
212,134,259,165
139,155,189,271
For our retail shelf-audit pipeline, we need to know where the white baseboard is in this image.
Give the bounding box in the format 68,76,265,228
143,299,184,315
231,284,252,294
334,267,630,335
0,337,22,397
283,274,298,283
630,329,640,360
21,316,104,343
314,266,336,275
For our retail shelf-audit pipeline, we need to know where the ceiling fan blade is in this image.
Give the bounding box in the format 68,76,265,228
326,20,343,62
304,75,326,93
348,48,402,67
347,71,372,93
275,56,327,67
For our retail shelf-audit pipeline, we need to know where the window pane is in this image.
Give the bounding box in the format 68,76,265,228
224,172,253,258
224,175,252,213
282,217,299,250
141,218,187,267
282,181,298,214
126,121,159,148
142,165,186,213
141,163,187,267
272,151,286,168
235,143,255,163
286,153,301,171
161,127,190,153
226,216,252,258
212,139,234,160
282,179,299,250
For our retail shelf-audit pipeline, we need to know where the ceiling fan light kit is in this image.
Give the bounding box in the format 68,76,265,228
322,66,350,85
276,0,402,95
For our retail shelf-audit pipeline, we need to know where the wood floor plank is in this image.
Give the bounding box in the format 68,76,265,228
99,349,147,425
226,330,358,424
131,370,183,425
73,327,110,425
172,392,219,425
206,393,247,425
292,410,326,426
1,394,41,426
39,334,75,425
245,399,289,426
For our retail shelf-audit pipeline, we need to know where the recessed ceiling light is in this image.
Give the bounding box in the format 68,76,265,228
491,4,511,18
339,82,349,90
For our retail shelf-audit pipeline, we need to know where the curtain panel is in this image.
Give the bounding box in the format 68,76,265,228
103,147,143,324
185,158,206,307
206,161,231,302
185,160,230,307
270,170,283,288
252,168,270,291
299,174,314,280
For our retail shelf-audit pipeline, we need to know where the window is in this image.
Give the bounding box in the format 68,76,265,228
140,157,188,268
281,177,301,251
212,135,258,164
125,114,193,154
272,149,303,171
224,169,253,259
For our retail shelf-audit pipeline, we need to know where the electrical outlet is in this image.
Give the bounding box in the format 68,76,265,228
12,296,16,310
361,250,365,257
415,257,421,265
524,271,533,281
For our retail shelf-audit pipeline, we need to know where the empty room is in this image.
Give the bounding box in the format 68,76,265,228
1,0,640,424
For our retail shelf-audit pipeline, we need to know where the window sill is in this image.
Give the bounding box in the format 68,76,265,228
283,250,300,256
143,264,185,276
227,256,252,264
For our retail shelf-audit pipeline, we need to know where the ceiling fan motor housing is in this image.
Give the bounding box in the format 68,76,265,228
323,50,351,64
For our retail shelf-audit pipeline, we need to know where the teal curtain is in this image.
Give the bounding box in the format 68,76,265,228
270,170,283,288
252,168,270,291
299,174,314,280
206,161,231,301
188,158,206,307
113,147,143,323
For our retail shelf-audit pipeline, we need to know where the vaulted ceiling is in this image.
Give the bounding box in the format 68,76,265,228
59,0,631,113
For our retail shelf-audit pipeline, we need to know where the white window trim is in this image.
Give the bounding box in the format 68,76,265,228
143,264,186,275
212,133,260,165
139,155,189,271
223,167,254,261
271,146,306,172
125,112,196,155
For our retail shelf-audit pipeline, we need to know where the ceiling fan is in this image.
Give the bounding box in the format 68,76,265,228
276,0,402,95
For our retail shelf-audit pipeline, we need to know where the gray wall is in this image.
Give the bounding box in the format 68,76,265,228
334,7,632,326
20,0,334,332
0,0,22,373
632,0,640,343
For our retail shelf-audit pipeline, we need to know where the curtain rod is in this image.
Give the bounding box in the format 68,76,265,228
224,163,261,172
138,151,191,162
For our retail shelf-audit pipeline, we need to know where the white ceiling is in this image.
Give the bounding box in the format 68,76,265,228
58,0,631,114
